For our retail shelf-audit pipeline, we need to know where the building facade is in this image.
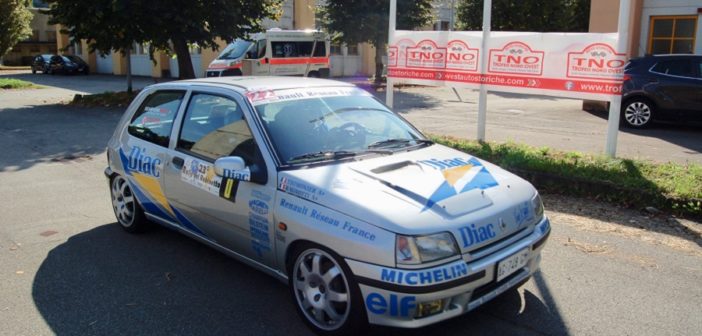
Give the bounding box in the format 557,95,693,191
3,6,57,66
589,0,702,57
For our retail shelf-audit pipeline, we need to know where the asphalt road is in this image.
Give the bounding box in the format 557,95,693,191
0,72,701,335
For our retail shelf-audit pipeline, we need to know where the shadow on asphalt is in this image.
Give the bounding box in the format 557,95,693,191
33,223,571,336
0,104,121,171
583,108,702,157
369,87,443,113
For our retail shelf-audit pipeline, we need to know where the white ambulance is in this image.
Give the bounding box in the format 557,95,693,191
206,29,330,78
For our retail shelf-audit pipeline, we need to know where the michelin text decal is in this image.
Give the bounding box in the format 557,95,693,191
380,262,468,285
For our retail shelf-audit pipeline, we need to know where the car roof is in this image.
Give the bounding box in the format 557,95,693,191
163,76,356,92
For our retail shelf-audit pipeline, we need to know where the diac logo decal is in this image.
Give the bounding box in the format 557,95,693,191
418,157,498,208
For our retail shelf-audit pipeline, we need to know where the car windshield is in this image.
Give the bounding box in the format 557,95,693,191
218,39,253,60
252,87,428,165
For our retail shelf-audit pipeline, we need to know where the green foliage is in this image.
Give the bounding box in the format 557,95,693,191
432,135,702,218
0,0,33,60
46,0,282,78
456,0,590,32
0,78,40,89
318,0,433,83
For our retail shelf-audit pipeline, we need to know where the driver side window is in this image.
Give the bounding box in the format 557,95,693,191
177,93,259,165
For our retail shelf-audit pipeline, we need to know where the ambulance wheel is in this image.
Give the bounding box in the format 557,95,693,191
308,71,320,78
110,174,149,233
289,243,367,335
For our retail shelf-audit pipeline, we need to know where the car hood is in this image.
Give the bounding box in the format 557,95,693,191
278,144,540,253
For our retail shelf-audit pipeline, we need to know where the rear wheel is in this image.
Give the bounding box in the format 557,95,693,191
289,244,367,335
307,71,320,78
622,98,654,128
110,175,149,233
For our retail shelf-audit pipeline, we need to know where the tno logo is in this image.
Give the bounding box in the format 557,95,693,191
567,43,626,81
488,41,544,75
405,40,447,69
446,40,479,72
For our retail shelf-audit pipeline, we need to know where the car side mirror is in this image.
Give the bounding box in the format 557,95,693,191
214,156,251,182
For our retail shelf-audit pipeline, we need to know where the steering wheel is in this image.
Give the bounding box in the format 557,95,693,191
331,122,367,150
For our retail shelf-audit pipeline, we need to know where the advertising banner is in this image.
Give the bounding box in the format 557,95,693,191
387,31,625,101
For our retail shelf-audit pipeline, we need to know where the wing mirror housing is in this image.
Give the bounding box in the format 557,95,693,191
214,156,251,182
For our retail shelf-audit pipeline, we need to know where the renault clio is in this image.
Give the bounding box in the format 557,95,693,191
105,76,551,334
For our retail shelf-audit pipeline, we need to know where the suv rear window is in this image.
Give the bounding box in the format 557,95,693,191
650,60,694,77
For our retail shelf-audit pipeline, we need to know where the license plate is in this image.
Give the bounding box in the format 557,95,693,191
496,248,530,282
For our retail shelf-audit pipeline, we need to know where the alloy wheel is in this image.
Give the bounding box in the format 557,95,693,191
111,176,136,227
292,248,351,331
624,101,652,127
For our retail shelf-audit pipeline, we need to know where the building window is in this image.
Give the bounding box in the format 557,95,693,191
434,21,450,31
46,31,56,42
73,41,83,55
30,44,40,52
29,30,39,41
346,44,359,56
648,16,697,54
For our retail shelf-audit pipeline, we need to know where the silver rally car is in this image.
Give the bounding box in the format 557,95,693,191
105,76,550,334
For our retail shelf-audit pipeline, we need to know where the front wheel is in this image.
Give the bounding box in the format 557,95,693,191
622,98,654,128
290,245,367,335
110,175,149,233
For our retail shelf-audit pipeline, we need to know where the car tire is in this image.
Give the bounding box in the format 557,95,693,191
622,98,655,129
110,174,149,233
289,243,367,336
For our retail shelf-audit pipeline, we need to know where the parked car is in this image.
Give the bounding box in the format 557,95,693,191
622,54,702,128
47,55,89,75
105,77,550,334
31,54,53,74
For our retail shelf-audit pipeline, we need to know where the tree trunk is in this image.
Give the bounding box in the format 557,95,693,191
374,38,385,84
173,38,195,79
125,47,132,94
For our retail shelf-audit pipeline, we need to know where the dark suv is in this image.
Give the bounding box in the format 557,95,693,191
622,54,702,128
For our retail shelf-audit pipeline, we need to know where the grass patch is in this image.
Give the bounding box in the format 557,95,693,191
0,78,40,89
432,135,702,218
70,90,140,108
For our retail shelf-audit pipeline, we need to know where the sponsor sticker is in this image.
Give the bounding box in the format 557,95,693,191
181,158,222,196
417,157,498,208
488,41,545,76
246,87,371,106
366,293,416,317
567,43,626,81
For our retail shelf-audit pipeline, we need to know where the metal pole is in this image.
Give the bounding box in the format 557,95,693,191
386,0,397,108
477,0,491,141
605,0,630,157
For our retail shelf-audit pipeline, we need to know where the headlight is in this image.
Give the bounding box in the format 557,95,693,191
532,193,544,219
396,232,459,265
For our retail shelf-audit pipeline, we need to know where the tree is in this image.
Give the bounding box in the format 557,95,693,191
319,0,433,83
0,0,33,63
46,0,281,81
456,0,590,32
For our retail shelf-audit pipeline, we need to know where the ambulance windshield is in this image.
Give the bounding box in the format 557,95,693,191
218,39,253,60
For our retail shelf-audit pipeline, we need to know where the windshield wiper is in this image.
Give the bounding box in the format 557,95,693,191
287,149,394,164
288,150,358,163
367,138,433,149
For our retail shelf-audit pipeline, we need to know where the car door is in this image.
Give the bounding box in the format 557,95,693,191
118,89,187,224
163,88,277,265
689,58,702,122
650,59,700,119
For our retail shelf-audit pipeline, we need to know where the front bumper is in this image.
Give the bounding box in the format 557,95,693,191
347,217,551,328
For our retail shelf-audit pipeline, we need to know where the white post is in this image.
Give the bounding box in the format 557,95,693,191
386,0,397,108
605,0,631,157
477,0,492,141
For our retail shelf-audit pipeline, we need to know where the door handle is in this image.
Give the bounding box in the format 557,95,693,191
172,156,184,169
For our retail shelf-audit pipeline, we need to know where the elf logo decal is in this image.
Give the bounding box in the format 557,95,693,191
418,157,498,208
127,146,161,177
567,43,626,81
458,223,496,248
366,293,416,317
